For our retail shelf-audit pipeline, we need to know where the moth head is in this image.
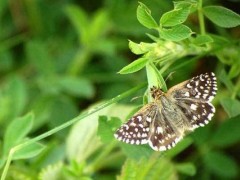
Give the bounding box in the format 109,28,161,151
150,86,164,99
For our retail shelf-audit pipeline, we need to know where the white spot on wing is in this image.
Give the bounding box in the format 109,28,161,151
136,140,140,145
190,104,197,110
199,123,205,127
208,96,214,102
207,113,214,120
149,140,158,151
130,122,136,126
157,127,163,134
137,116,142,121
184,92,190,97
146,117,151,122
187,84,192,88
159,146,166,151
137,132,141,138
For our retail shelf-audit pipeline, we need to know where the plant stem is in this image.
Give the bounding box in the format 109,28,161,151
198,0,205,35
1,149,15,180
0,83,146,180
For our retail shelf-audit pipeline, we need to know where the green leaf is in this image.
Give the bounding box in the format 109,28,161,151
220,98,240,117
26,40,54,76
31,95,53,130
146,63,167,92
65,5,89,44
203,6,240,28
39,162,63,180
98,116,121,143
65,160,88,178
120,144,153,160
160,24,192,41
175,162,196,176
204,151,238,178
118,58,148,74
192,35,213,46
128,40,145,55
129,40,155,55
117,159,137,180
117,157,177,180
7,77,27,118
66,108,102,162
3,112,34,156
66,103,135,162
89,10,109,41
174,1,197,11
211,115,240,147
48,97,78,137
57,76,94,98
229,63,240,79
0,76,27,123
191,123,211,146
136,2,158,29
160,8,190,27
218,69,234,92
12,142,45,160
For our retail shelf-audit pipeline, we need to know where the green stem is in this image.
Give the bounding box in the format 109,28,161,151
0,83,146,180
1,149,15,180
198,0,205,35
159,61,174,75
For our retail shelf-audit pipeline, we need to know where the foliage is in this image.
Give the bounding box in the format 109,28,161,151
0,0,240,179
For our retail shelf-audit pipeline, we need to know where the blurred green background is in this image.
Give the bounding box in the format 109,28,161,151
0,0,240,179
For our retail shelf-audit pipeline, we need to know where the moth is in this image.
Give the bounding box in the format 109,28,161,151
114,72,217,151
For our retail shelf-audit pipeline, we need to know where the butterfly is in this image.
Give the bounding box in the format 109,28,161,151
114,72,217,151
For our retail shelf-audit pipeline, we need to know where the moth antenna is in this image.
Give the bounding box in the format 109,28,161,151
165,71,175,82
131,96,143,102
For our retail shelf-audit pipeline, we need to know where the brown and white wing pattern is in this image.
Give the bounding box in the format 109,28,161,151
114,103,158,145
114,72,217,151
168,72,217,129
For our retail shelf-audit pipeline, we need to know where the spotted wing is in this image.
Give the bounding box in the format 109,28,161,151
148,111,183,151
167,72,217,129
114,103,157,145
176,100,215,129
168,72,217,102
